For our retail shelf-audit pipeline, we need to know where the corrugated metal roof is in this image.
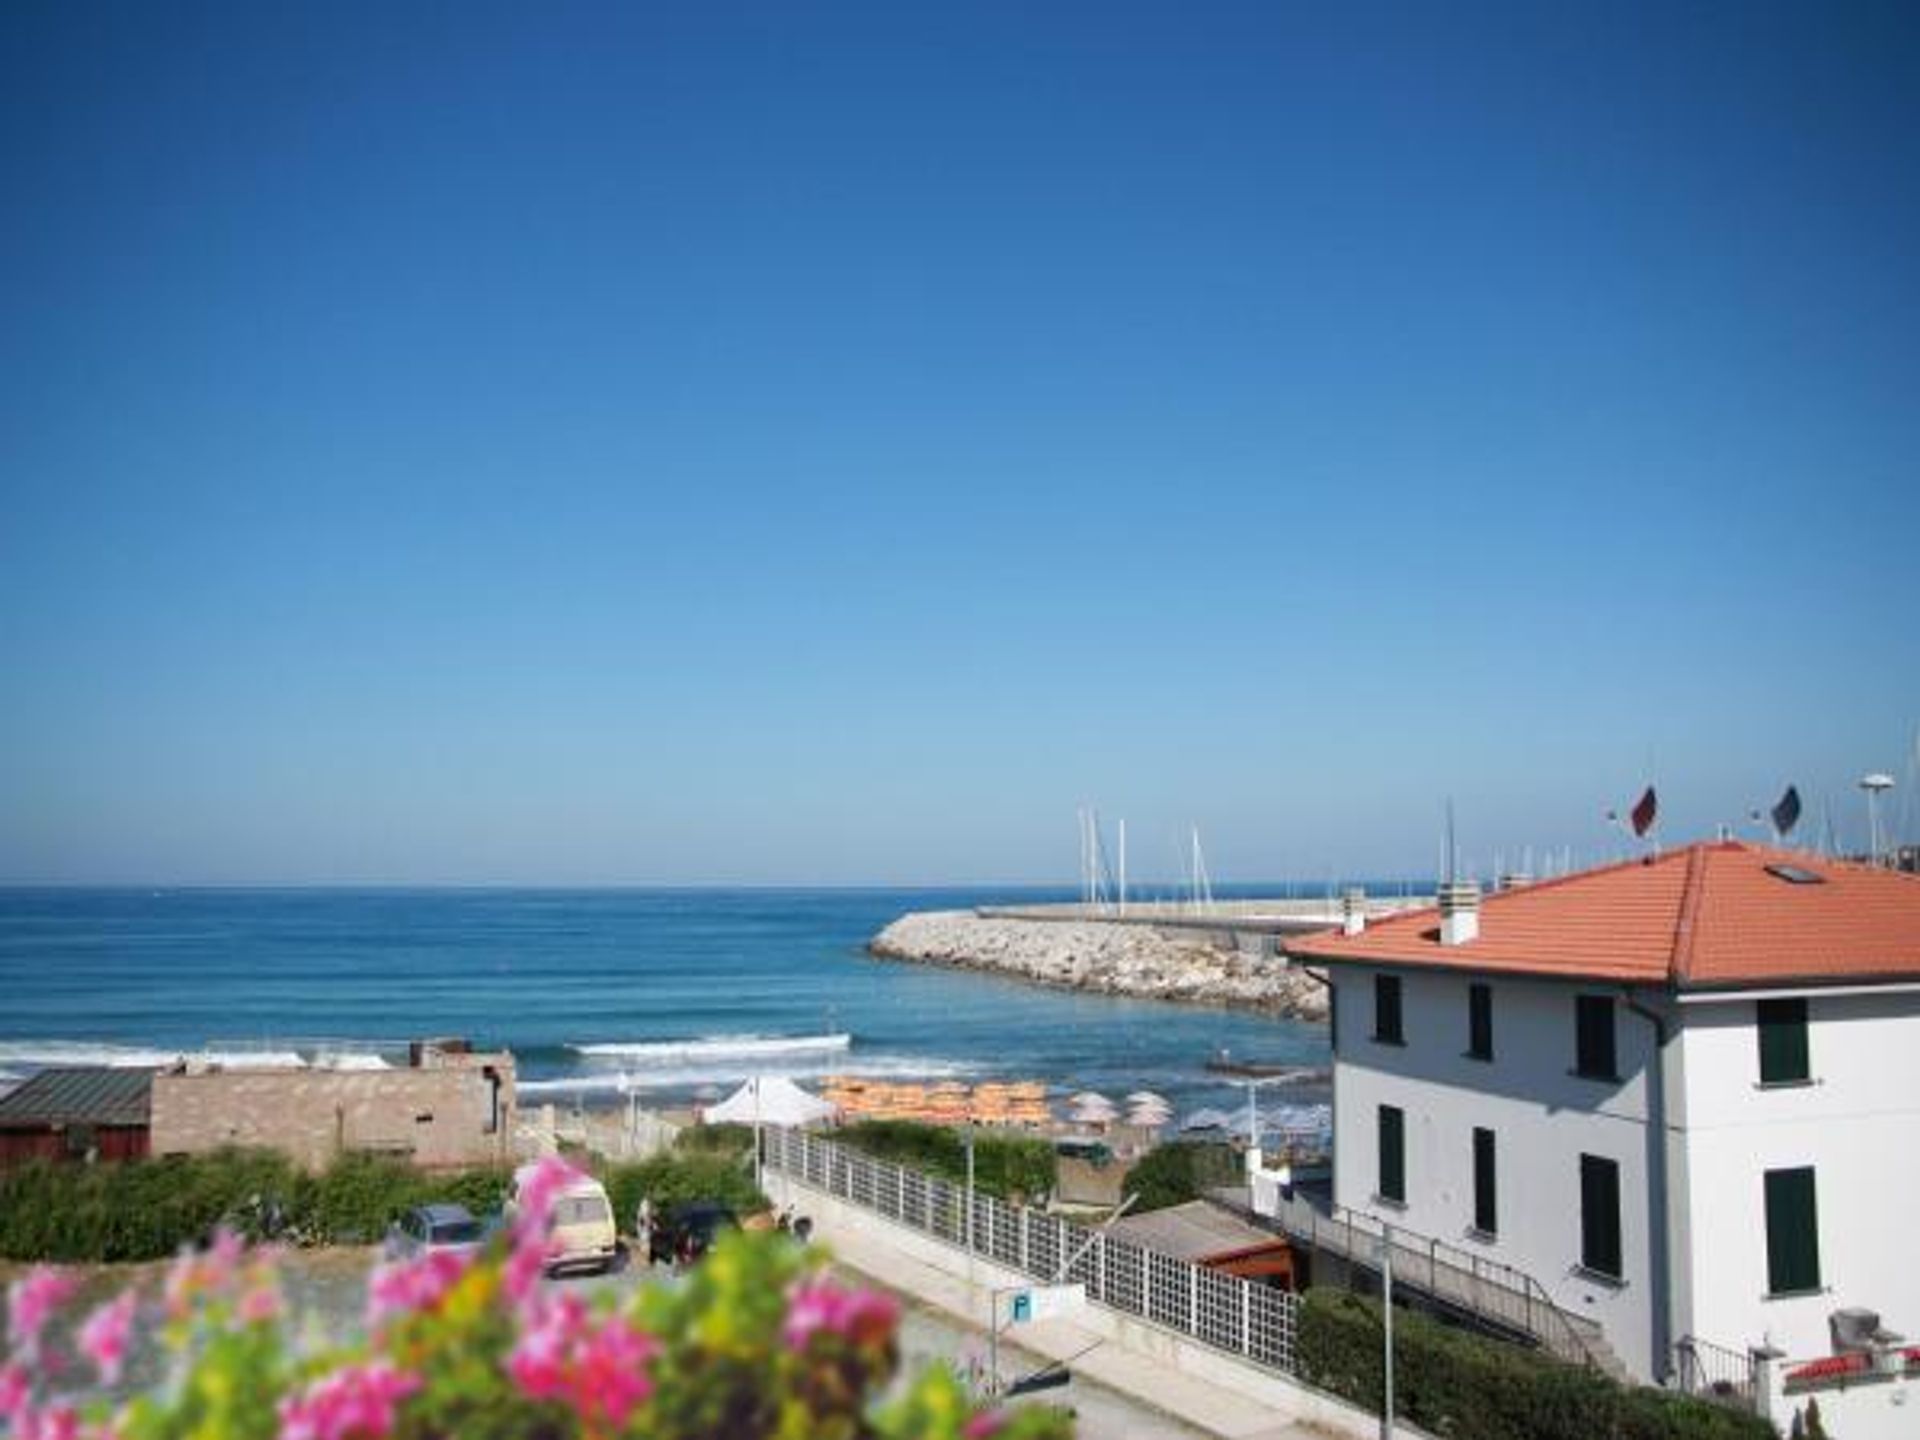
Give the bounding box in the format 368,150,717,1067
0,1068,154,1128
1105,1200,1280,1262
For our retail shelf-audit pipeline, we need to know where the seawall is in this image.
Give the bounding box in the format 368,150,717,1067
868,909,1330,1020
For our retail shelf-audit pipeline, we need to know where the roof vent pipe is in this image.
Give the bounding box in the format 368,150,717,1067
1438,880,1481,946
1341,887,1367,936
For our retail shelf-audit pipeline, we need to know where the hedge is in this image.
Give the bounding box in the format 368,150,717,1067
0,1149,513,1261
831,1120,1055,1202
1296,1289,1773,1440
602,1137,770,1232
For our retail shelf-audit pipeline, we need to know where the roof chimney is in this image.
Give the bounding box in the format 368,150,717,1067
1438,880,1481,946
1341,887,1367,936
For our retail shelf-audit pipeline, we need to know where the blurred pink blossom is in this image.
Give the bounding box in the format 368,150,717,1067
0,1362,29,1420
238,1282,285,1327
164,1230,245,1321
78,1289,139,1386
507,1292,658,1430
276,1361,420,1440
15,1401,80,1440
782,1280,899,1352
365,1249,469,1330
512,1156,582,1240
6,1267,78,1363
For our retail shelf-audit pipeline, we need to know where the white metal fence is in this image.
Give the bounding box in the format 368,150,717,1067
764,1127,1297,1373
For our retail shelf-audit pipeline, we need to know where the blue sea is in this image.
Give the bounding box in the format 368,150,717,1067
0,888,1330,1124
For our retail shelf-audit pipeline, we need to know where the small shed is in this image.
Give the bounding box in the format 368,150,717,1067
1107,1199,1301,1288
0,1067,154,1166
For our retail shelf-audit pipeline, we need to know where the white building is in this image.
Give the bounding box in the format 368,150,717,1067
1285,842,1920,1384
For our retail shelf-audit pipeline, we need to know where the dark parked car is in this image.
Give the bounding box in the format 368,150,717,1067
648,1201,738,1265
384,1202,485,1261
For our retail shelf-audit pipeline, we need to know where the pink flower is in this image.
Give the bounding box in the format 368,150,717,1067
0,1363,29,1420
6,1267,78,1363
366,1249,469,1330
164,1234,243,1321
782,1280,899,1352
513,1156,583,1240
506,1294,658,1431
276,1362,420,1440
79,1289,139,1386
15,1402,81,1440
238,1282,284,1327
964,1415,1007,1439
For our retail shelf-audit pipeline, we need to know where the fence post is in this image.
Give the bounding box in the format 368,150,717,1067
896,1165,905,1220
1020,1207,1030,1273
1097,1233,1106,1301
1190,1265,1199,1332
1241,1279,1252,1354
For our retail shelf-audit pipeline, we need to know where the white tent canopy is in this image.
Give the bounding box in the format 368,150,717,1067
703,1075,838,1128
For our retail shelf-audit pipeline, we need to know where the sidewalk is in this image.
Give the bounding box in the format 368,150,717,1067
819,1205,1336,1440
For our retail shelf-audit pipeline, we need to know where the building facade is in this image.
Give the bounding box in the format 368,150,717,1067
1289,843,1920,1383
150,1042,515,1171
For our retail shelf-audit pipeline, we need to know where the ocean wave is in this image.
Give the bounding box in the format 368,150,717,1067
0,1040,376,1072
570,1033,852,1064
519,1053,979,1098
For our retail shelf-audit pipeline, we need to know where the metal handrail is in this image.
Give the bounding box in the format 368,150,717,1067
1671,1334,1757,1410
1265,1187,1609,1373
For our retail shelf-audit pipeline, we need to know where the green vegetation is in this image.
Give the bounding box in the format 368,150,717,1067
0,1122,786,1262
0,1149,513,1262
832,1120,1055,1202
1122,1140,1241,1212
603,1128,768,1228
1296,1288,1773,1440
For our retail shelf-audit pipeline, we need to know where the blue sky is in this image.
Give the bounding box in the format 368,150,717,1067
2,2,1916,885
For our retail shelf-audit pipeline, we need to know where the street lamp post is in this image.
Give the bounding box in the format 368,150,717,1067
1861,773,1895,866
1379,1223,1396,1440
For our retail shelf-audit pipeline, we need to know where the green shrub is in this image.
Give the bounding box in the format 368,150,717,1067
1122,1140,1240,1212
0,1150,515,1261
603,1151,768,1231
1295,1288,1773,1440
833,1120,1055,1202
674,1122,755,1158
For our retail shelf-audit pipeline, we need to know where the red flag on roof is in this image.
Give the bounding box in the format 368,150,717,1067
1629,786,1658,838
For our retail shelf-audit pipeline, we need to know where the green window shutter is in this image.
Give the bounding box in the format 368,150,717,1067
1468,983,1493,1060
1580,1154,1621,1277
1765,1168,1821,1294
1576,996,1617,1078
1378,1105,1405,1203
1757,999,1810,1083
1374,975,1404,1044
1473,1127,1497,1234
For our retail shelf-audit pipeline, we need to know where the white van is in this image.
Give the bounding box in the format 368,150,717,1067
511,1164,619,1275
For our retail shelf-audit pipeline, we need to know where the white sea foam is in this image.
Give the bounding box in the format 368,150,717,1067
570,1033,853,1064
519,1052,978,1098
0,1040,385,1072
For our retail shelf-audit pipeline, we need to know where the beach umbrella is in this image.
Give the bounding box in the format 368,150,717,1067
1126,1099,1172,1121
1068,1090,1111,1108
1124,1090,1168,1106
1179,1106,1234,1133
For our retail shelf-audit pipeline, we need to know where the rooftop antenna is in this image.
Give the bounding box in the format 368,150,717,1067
1444,798,1458,886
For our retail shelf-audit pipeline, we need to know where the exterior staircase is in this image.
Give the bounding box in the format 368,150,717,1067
1213,1184,1634,1384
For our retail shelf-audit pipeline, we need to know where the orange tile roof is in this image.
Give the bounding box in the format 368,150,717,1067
1285,842,1920,991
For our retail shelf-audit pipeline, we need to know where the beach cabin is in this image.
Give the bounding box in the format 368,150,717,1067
0,1067,153,1166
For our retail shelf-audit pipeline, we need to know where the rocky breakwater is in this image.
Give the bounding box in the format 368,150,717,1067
868,911,1329,1020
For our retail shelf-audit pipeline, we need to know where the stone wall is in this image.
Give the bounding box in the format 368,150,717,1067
150,1053,515,1171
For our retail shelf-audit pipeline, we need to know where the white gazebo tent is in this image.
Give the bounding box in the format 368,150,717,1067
703,1075,839,1128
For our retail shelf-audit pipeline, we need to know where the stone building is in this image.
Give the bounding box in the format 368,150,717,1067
150,1040,515,1171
